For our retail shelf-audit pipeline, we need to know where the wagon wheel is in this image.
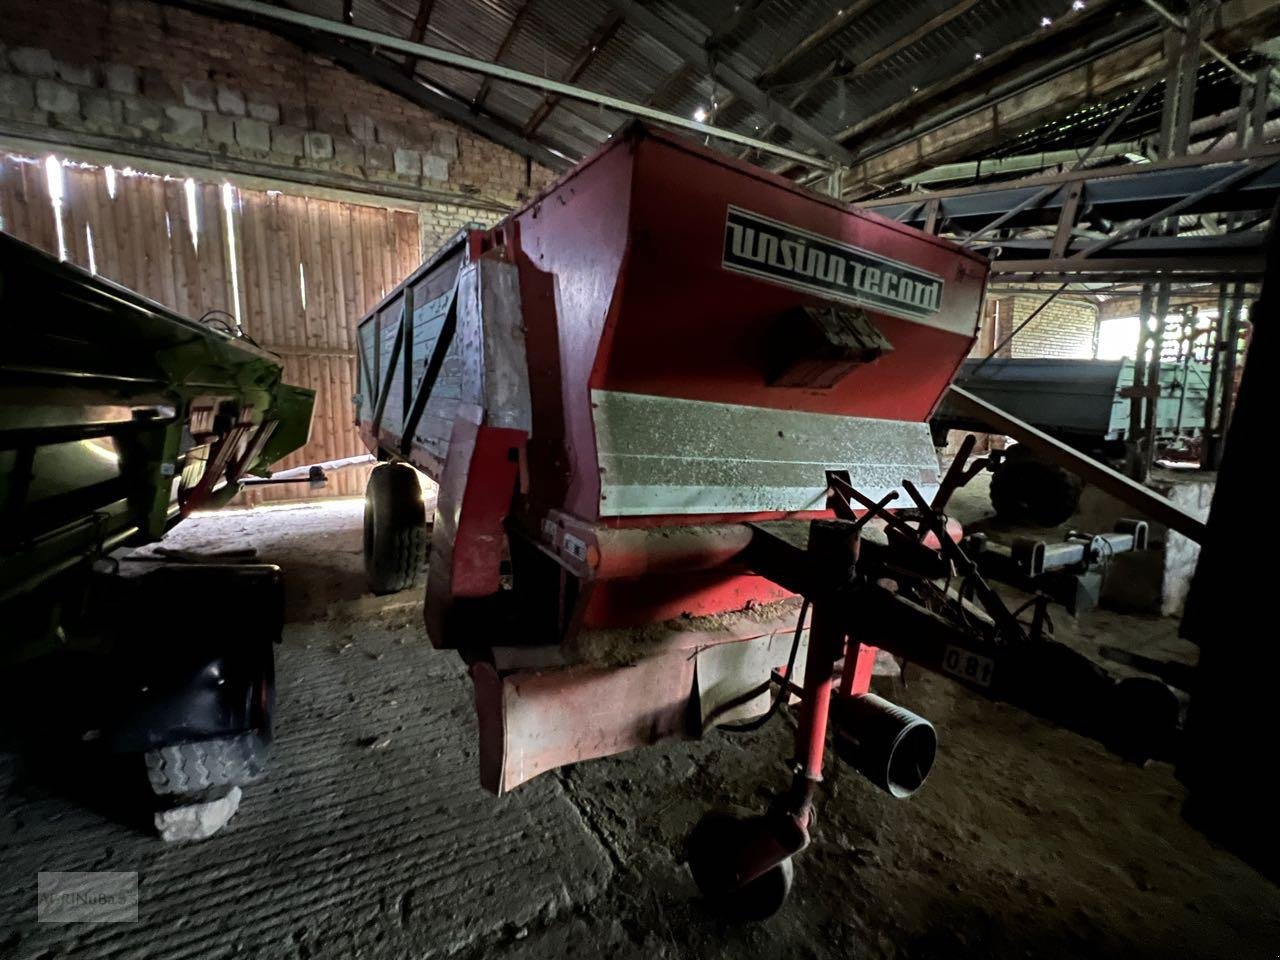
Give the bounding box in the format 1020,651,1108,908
686,810,795,922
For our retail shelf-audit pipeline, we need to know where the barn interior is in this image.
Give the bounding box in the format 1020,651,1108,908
1,0,1278,956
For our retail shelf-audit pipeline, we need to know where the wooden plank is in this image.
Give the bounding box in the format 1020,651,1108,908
201,181,233,319
147,177,170,305
161,178,186,312
0,156,58,256
244,191,275,345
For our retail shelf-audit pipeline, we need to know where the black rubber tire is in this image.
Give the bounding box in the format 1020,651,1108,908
989,446,1084,527
363,461,427,595
144,732,269,796
687,811,795,922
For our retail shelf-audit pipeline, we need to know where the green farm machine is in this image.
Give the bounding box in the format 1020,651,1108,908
0,231,314,798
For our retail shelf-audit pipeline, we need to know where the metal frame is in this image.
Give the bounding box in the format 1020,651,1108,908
181,0,839,171
606,0,854,164
523,12,625,137
470,0,534,114
862,144,1280,280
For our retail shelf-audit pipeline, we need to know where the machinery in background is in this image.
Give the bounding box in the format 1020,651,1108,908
967,519,1149,616
932,355,1212,525
0,231,315,801
352,123,1193,918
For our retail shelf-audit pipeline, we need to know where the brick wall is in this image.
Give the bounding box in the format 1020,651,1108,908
941,294,1098,457
0,0,556,211
1006,295,1098,358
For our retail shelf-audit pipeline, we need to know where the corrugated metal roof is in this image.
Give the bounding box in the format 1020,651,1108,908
288,0,1151,174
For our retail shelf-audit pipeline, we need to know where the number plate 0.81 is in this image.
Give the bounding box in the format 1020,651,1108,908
942,645,994,688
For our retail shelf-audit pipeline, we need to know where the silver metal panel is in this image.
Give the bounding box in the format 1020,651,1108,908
591,390,940,517
455,259,534,434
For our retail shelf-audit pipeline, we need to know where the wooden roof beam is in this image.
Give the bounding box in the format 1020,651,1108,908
402,0,437,74
610,0,852,163
521,12,624,137
471,0,535,112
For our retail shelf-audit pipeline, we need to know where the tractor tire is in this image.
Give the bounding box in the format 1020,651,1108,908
144,732,269,796
364,461,427,595
989,446,1084,527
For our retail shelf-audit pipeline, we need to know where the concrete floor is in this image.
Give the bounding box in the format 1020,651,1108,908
2,496,1278,958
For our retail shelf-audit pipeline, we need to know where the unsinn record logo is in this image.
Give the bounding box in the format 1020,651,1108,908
722,205,944,323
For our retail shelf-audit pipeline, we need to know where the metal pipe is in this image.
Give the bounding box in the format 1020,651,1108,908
184,0,836,171
1217,279,1246,442
1137,0,1254,84
831,694,937,799
1202,283,1227,467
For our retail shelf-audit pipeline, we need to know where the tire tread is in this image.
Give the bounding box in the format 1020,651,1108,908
144,732,268,796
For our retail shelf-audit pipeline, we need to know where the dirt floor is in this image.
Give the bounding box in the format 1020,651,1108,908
3,493,1279,959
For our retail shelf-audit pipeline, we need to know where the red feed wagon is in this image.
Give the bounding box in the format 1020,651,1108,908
354,123,1168,918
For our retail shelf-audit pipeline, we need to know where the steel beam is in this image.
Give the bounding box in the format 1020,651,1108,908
782,0,1144,181
645,62,694,109
287,28,571,171
848,0,981,86
716,0,876,121
993,268,1262,283
905,145,1137,189
702,0,771,56
755,0,983,124
992,254,1267,277
1069,159,1279,261
179,0,837,171
863,145,1280,231
737,63,835,159
1138,0,1253,84
606,0,853,164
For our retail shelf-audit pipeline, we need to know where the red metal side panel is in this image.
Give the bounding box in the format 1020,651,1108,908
597,133,987,421
502,126,986,525
507,143,636,523
472,653,695,794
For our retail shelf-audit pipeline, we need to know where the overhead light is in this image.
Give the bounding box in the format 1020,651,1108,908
1072,0,1086,9
1040,16,1053,26
973,51,983,60
693,106,709,122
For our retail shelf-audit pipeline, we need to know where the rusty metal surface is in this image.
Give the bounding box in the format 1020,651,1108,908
695,628,810,728
474,651,696,793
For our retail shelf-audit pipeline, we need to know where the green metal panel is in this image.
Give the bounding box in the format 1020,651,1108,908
0,232,314,608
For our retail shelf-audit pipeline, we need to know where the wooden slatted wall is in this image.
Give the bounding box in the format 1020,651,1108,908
0,151,422,504
0,154,60,255
235,190,420,501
